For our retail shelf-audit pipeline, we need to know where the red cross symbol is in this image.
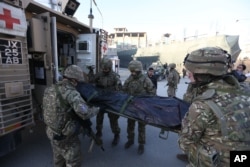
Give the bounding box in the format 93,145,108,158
102,44,107,53
0,8,20,29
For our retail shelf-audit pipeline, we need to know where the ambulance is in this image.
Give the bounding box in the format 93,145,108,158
0,0,107,156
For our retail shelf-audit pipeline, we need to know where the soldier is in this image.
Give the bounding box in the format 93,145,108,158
93,57,122,146
42,65,99,167
182,68,187,78
166,63,180,97
176,69,205,162
178,47,250,167
123,60,156,155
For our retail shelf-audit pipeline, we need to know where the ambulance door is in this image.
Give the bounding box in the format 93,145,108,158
27,12,58,105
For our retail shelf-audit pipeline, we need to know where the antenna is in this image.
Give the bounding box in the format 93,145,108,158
57,1,62,12
93,0,103,29
88,0,94,33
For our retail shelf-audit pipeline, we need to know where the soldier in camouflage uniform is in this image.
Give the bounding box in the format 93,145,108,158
93,58,122,146
177,69,205,162
166,63,180,97
43,65,99,167
178,47,250,167
123,60,156,155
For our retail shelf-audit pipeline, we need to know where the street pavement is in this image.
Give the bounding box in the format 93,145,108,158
0,68,190,167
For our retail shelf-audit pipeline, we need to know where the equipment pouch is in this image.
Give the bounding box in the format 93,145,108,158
61,121,80,137
198,146,220,167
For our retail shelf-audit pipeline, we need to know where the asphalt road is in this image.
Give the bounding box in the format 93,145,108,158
0,69,189,167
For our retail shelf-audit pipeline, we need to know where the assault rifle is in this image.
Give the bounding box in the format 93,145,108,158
80,118,105,152
71,111,104,152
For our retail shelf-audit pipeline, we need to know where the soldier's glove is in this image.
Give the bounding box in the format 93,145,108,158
88,106,100,117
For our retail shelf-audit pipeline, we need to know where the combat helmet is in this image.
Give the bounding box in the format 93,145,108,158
100,57,113,70
169,63,176,69
64,65,84,81
128,60,143,71
184,47,231,76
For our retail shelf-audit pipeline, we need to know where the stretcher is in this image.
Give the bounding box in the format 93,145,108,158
76,82,190,137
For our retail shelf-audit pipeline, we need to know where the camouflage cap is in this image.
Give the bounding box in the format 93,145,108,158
64,65,84,82
128,60,143,71
184,47,231,76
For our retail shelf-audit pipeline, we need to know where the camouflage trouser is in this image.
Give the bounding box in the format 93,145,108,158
126,118,146,144
167,86,176,97
46,127,82,167
96,109,120,135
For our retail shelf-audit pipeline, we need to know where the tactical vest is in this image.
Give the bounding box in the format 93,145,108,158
190,88,250,166
125,75,147,96
206,89,250,143
95,71,120,90
42,84,71,135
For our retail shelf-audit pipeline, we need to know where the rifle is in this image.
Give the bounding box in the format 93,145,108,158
70,111,104,152
80,118,105,152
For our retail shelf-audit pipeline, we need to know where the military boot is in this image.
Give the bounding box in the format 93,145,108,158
112,134,120,146
124,140,134,149
137,144,144,155
95,131,103,143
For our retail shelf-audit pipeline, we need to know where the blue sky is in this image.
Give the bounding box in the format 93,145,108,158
36,0,250,43
73,0,250,42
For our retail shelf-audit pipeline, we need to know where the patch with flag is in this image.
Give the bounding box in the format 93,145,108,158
0,2,27,37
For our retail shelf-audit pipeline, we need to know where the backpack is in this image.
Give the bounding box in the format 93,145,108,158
42,84,71,135
204,89,250,142
190,88,250,166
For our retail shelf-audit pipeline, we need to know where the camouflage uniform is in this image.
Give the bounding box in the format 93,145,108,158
43,65,99,167
123,60,155,155
183,83,205,103
93,58,122,146
167,63,180,97
178,47,250,167
182,68,187,78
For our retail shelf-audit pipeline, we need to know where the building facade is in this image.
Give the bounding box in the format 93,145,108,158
108,28,147,49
